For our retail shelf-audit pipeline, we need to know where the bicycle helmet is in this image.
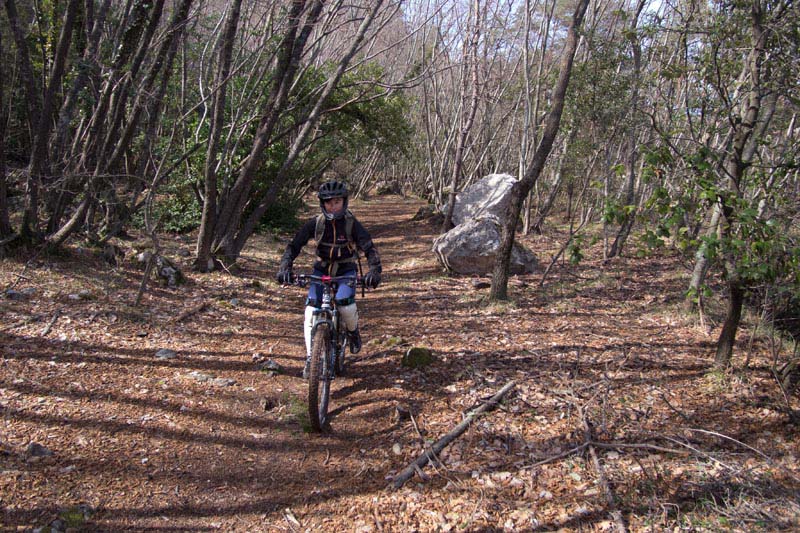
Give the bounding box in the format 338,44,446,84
318,180,349,220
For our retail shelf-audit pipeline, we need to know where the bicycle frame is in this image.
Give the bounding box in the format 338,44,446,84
295,273,359,431
308,276,350,382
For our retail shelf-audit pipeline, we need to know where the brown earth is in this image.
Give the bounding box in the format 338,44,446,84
1,195,799,532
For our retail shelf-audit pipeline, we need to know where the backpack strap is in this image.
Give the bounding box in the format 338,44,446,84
314,211,361,278
316,211,357,249
314,213,325,243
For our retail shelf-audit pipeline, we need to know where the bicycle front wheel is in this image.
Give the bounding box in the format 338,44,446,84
308,323,331,432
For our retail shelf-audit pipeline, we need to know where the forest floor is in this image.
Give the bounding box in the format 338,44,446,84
2,194,799,532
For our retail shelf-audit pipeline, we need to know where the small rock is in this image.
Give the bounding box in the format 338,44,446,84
5,289,26,300
229,298,240,306
257,359,281,372
21,287,36,296
136,331,148,338
26,442,54,457
177,249,191,257
155,349,177,360
211,377,236,387
392,443,403,455
188,371,211,382
471,279,491,289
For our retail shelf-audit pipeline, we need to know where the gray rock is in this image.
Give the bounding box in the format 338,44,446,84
47,519,66,533
452,173,518,226
155,349,177,360
27,442,54,457
432,216,538,275
212,377,236,387
374,180,402,195
229,298,240,306
257,359,281,372
5,289,26,300
188,371,212,382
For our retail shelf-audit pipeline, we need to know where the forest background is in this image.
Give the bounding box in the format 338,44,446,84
2,0,798,365
1,0,800,530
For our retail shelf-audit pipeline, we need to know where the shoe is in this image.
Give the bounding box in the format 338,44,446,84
348,329,362,354
302,359,310,379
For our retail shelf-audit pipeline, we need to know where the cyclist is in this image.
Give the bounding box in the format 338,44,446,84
276,180,382,378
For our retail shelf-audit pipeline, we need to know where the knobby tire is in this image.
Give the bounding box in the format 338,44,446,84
308,324,331,432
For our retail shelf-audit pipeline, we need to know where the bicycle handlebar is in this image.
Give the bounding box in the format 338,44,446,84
292,273,364,288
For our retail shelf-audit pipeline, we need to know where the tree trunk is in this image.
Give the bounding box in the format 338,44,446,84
531,128,574,234
521,0,554,235
5,0,42,239
686,201,721,311
26,0,81,239
710,0,768,367
441,0,481,233
211,0,324,261
47,0,161,246
52,0,112,168
229,0,388,260
101,0,194,243
196,0,242,271
101,0,166,174
714,277,745,369
0,28,11,237
490,0,589,301
105,0,191,175
77,0,151,173
606,0,646,260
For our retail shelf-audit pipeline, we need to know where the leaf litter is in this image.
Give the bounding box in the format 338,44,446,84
1,196,799,531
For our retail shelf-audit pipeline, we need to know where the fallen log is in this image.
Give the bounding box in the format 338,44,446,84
389,380,516,490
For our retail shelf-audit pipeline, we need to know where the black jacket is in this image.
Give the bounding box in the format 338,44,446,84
279,214,381,275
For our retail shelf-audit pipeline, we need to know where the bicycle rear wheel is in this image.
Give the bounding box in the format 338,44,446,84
308,324,331,432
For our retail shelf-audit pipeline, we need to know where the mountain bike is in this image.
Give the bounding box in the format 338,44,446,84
293,273,364,432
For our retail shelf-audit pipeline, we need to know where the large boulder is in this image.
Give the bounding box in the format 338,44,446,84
453,173,517,226
432,216,538,275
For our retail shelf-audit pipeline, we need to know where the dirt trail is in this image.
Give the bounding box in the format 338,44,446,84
2,195,799,532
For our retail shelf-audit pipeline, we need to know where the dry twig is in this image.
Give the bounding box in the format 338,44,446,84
174,301,209,323
389,380,516,490
579,403,628,533
40,309,61,336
